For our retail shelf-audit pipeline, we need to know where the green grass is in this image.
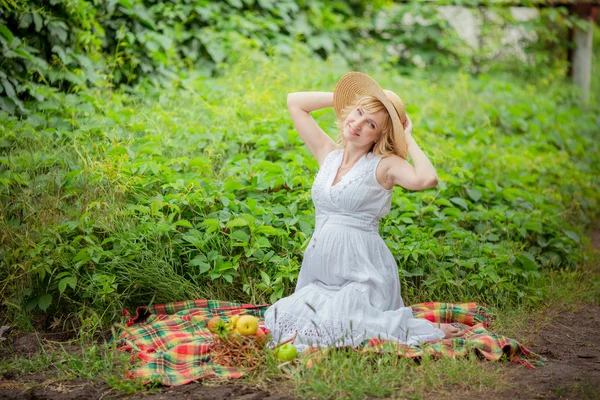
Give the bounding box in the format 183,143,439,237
285,350,505,399
0,338,157,395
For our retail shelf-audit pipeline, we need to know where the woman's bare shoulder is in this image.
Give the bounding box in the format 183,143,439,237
377,153,405,170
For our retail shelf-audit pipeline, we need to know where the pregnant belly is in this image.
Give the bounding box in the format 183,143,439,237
302,228,395,290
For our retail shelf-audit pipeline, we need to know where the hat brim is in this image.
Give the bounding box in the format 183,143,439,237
333,72,406,158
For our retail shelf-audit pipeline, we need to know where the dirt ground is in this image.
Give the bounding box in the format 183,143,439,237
1,226,599,400
474,302,600,400
0,379,297,400
480,225,600,400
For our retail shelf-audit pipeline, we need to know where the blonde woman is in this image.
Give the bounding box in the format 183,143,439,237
264,72,464,353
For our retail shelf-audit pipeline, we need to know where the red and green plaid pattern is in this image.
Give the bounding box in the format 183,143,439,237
116,299,543,386
410,302,494,326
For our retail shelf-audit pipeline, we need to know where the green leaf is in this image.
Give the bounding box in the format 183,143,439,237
67,276,77,290
48,22,67,43
431,224,449,235
1,78,24,112
131,4,156,30
449,197,469,210
486,234,500,242
270,288,284,304
73,248,91,263
173,219,193,228
218,261,233,272
206,42,226,63
256,283,269,291
466,187,482,202
540,251,561,266
434,198,453,207
254,225,278,236
57,276,77,294
564,230,580,243
37,98,60,110
227,217,248,228
118,0,133,9
26,297,38,312
33,12,43,32
38,294,52,311
0,25,14,44
226,0,243,9
524,221,543,233
402,268,424,277
442,207,463,218
224,181,244,192
230,230,249,242
517,252,537,271
190,255,211,274
260,270,271,286
58,278,69,294
254,236,271,248
19,14,32,29
200,219,220,233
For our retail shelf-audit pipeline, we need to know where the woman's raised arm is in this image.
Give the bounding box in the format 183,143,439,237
380,116,439,191
287,92,337,166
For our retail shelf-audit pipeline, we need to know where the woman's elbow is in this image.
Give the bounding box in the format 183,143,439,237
287,93,298,108
422,176,438,189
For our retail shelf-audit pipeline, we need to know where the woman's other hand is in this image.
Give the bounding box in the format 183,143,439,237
403,114,413,139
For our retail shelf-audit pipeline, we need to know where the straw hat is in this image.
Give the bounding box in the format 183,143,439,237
333,71,408,159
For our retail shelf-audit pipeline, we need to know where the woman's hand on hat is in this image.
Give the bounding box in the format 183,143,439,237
403,114,413,139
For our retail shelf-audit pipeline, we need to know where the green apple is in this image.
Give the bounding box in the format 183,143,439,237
275,343,298,361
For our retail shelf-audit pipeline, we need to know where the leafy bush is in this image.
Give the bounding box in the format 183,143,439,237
0,0,383,113
1,0,592,115
1,49,598,331
0,0,104,113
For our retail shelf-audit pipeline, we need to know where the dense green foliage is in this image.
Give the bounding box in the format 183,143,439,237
1,47,598,331
0,0,598,333
0,0,385,113
0,0,590,114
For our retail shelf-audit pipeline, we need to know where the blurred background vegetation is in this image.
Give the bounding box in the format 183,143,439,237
0,0,598,335
1,0,595,110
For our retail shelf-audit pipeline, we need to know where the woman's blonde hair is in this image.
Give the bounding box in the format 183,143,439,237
334,95,404,158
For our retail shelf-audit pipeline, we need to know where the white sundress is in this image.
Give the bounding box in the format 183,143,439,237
263,148,445,353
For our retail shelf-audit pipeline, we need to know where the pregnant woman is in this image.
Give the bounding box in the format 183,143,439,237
264,72,464,353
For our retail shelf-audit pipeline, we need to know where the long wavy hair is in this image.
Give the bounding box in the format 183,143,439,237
334,94,407,159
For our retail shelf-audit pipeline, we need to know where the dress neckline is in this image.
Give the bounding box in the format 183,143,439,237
330,149,368,189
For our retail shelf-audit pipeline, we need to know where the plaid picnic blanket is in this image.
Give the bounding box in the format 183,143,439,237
116,299,544,386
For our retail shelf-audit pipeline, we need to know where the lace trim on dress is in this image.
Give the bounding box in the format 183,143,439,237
330,153,378,205
311,149,340,210
266,309,369,348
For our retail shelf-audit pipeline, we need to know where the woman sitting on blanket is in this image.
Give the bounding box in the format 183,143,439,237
263,72,465,353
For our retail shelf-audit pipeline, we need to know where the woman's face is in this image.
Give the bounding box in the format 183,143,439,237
343,105,387,147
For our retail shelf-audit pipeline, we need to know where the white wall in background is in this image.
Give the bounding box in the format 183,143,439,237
437,6,539,61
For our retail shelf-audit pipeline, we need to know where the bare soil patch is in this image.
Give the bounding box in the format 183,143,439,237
128,381,296,400
0,379,297,400
482,303,600,400
472,222,600,400
0,377,109,400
